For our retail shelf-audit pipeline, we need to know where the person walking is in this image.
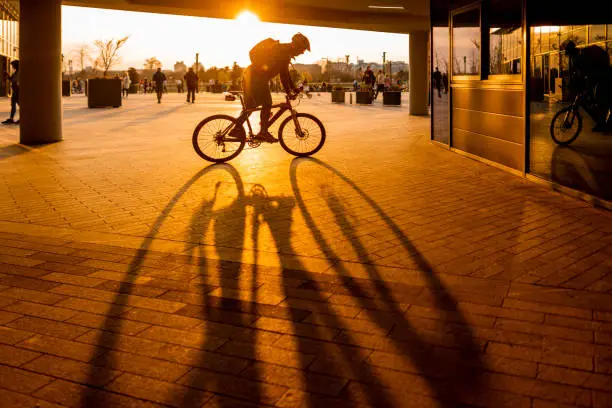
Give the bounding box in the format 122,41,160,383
2,60,19,125
433,67,442,98
122,73,131,99
176,79,183,93
362,65,375,101
184,67,198,104
152,68,166,104
374,70,385,100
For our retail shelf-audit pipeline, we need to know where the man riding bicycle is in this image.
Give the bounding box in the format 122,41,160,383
562,40,611,132
242,33,310,143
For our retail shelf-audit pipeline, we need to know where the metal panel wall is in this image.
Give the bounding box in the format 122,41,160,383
451,86,526,170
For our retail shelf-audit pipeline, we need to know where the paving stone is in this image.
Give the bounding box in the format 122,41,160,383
8,316,92,339
178,367,288,405
3,300,79,321
22,354,121,386
105,373,212,407
0,286,67,305
18,334,102,362
0,343,41,366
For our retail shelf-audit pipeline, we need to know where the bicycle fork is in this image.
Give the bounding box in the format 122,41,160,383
290,109,304,136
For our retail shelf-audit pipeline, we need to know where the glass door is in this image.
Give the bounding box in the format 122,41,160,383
432,26,450,144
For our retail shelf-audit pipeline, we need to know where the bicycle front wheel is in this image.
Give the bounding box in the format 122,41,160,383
550,107,582,146
192,114,246,163
278,113,326,157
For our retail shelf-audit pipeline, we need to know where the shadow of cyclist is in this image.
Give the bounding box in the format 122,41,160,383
81,164,248,407
286,157,487,407
176,167,268,406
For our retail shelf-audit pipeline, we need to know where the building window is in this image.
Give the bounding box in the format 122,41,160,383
589,25,606,43
489,0,522,75
452,6,480,76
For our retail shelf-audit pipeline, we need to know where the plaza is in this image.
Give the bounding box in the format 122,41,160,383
0,92,611,407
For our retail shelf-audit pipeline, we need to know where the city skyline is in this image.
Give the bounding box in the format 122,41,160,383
61,6,410,71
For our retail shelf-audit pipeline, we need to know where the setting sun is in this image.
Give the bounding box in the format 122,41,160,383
236,10,260,24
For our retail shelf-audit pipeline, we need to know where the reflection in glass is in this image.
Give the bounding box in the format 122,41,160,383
529,23,612,202
589,25,606,43
489,0,522,75
432,26,450,144
490,26,522,74
452,8,480,75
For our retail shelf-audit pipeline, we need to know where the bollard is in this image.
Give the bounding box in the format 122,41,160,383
350,93,353,104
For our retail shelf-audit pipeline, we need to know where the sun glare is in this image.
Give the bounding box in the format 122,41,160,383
236,10,260,24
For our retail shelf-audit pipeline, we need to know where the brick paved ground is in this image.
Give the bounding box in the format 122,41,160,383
0,93,610,407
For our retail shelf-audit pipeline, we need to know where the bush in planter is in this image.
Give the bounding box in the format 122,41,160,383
383,85,402,106
87,77,122,108
356,85,373,104
331,86,345,103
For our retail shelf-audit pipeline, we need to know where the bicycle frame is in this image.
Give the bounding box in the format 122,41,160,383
220,93,303,142
568,88,598,122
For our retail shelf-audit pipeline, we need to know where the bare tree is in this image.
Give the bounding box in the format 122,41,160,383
93,36,129,77
73,44,91,72
144,57,162,70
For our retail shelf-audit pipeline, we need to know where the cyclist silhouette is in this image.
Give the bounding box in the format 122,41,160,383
562,40,611,132
242,33,310,143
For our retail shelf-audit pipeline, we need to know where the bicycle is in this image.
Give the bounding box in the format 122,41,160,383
192,90,326,163
550,83,611,146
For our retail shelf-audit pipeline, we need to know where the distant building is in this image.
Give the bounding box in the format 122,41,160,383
293,63,322,80
174,61,187,73
389,61,408,73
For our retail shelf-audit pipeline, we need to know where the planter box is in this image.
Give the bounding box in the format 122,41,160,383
331,90,345,103
87,78,122,108
383,91,401,106
62,80,71,97
356,91,372,104
210,84,223,93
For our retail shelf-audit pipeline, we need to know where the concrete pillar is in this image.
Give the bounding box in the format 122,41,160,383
409,30,429,116
19,0,63,145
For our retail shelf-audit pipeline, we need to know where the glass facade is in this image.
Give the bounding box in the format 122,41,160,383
529,24,612,202
452,7,481,76
0,3,18,97
432,26,450,144
0,5,18,60
489,0,523,76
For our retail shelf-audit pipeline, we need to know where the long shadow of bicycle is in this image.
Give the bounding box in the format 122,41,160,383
81,159,487,407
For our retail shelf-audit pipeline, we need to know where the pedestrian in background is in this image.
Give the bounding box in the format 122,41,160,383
153,68,166,104
374,69,385,100
2,60,19,125
184,67,198,103
122,73,131,99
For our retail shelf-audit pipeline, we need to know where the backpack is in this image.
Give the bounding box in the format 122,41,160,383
249,38,279,67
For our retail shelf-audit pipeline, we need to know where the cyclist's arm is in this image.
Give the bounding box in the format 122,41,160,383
279,65,295,95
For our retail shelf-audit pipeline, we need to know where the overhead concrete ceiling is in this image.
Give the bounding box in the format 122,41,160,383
62,0,429,33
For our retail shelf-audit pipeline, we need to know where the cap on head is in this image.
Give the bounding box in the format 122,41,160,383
292,33,310,52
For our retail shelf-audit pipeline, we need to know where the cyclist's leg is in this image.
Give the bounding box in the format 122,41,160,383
259,87,272,134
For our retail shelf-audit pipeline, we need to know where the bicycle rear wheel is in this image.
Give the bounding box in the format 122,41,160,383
550,107,582,146
278,113,326,157
192,114,246,163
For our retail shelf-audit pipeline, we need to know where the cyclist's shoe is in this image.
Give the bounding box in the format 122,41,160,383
256,131,278,143
2,118,14,124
